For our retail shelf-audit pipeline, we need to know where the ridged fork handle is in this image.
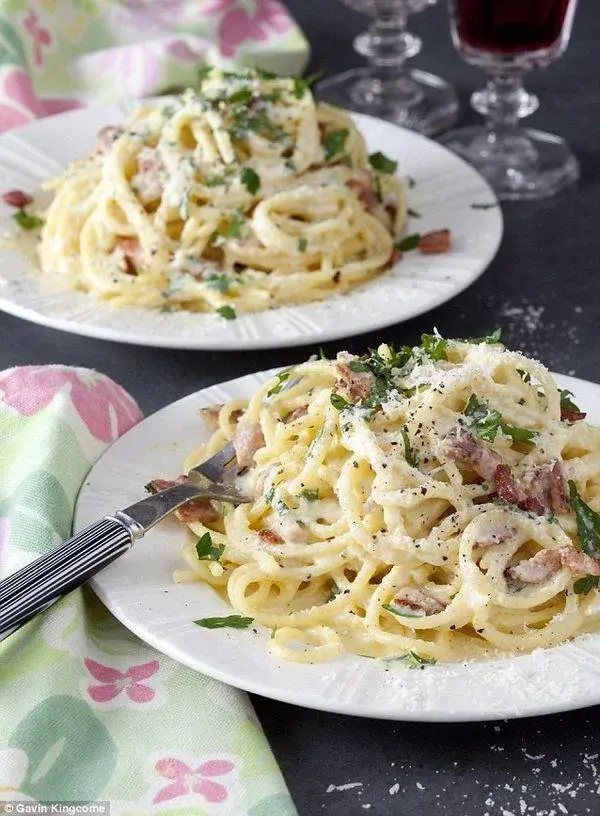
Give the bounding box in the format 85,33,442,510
0,517,133,642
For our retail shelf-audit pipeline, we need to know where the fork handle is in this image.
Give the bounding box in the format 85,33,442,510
0,517,133,642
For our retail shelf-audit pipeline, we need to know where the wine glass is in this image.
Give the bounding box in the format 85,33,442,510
439,0,580,200
315,0,459,136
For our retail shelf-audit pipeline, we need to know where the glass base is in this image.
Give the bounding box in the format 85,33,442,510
438,125,580,200
315,67,459,137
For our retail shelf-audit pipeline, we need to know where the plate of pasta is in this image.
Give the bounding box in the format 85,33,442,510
76,333,600,721
0,68,501,350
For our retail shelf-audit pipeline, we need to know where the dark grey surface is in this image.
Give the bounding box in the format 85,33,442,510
2,2,600,814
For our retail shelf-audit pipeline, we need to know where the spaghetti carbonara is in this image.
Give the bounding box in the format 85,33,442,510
154,333,600,664
35,68,412,314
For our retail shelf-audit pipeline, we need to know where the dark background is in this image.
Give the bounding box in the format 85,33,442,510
3,1,600,813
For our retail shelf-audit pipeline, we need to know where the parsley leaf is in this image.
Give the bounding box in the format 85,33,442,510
369,151,398,174
205,274,231,293
569,480,600,558
574,575,599,595
194,615,254,629
464,394,502,442
300,488,319,501
265,487,275,506
292,71,323,98
322,129,349,161
241,167,261,195
144,481,158,494
229,87,253,106
421,333,447,361
205,175,227,187
331,393,350,410
267,369,291,397
382,602,423,619
401,426,419,468
13,210,43,230
195,532,225,562
460,328,502,345
389,651,437,668
407,207,421,218
217,305,236,320
560,389,585,420
395,233,420,252
297,237,308,252
197,64,213,83
501,424,537,444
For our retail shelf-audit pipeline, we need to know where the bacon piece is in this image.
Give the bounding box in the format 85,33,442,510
475,524,518,550
233,422,265,469
115,236,143,275
390,247,403,265
558,547,600,577
419,229,451,255
3,189,33,208
522,461,569,515
199,405,223,432
494,464,521,504
132,147,164,204
506,549,563,584
146,476,220,524
391,586,446,617
286,406,308,423
334,361,375,402
561,406,586,422
259,529,284,545
95,125,124,153
520,495,546,515
346,178,379,211
443,426,501,481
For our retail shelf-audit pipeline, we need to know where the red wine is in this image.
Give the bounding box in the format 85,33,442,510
454,0,575,55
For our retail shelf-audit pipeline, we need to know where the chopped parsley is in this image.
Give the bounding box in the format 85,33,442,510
197,64,213,84
406,175,416,189
205,274,231,294
241,167,261,195
195,532,225,562
560,389,584,419
407,207,421,218
322,128,349,162
389,651,437,669
144,481,158,494
194,615,254,629
13,210,43,230
300,487,319,502
229,87,253,106
368,151,398,174
569,480,600,558
459,328,502,345
265,486,275,506
401,426,419,467
395,233,420,252
464,394,536,444
331,393,350,410
217,305,236,320
574,575,599,595
292,71,323,98
420,333,447,361
205,175,227,187
382,602,422,619
267,368,291,397
297,237,308,252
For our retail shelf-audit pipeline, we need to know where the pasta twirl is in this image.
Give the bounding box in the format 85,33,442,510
164,334,600,664
37,68,407,313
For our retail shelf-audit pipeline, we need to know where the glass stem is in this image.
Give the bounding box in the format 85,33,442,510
472,73,539,132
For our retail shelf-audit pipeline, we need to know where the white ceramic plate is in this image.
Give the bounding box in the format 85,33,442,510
0,104,502,350
75,368,600,722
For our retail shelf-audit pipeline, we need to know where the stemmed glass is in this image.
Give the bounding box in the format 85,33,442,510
439,0,580,200
316,0,459,136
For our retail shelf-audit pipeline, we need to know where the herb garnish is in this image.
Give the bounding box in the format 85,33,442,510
322,129,349,161
13,210,43,230
369,151,398,174
470,202,499,210
560,389,585,421
241,167,261,195
388,651,437,669
574,575,599,595
300,487,319,501
407,207,421,218
265,487,275,506
297,237,308,252
406,175,416,189
331,393,350,410
217,305,236,320
420,333,447,361
464,394,536,444
396,233,420,252
144,481,158,494
569,480,600,558
195,532,225,562
267,368,291,397
197,64,213,83
401,426,420,467
459,328,502,345
292,72,323,98
382,602,422,619
194,615,254,629
205,274,231,293
229,87,253,106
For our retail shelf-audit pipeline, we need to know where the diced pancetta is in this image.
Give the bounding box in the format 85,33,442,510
475,524,518,549
390,586,446,617
95,125,124,153
419,229,451,255
258,529,284,545
3,189,33,208
146,476,220,524
522,461,569,514
443,426,501,481
334,361,375,402
233,422,265,468
131,147,165,204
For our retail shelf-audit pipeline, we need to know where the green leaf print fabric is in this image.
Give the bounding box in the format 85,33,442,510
0,365,297,814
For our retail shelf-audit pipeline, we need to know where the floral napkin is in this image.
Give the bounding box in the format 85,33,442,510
0,0,309,132
0,366,297,814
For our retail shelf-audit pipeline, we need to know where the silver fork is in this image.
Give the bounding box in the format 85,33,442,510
0,368,305,641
